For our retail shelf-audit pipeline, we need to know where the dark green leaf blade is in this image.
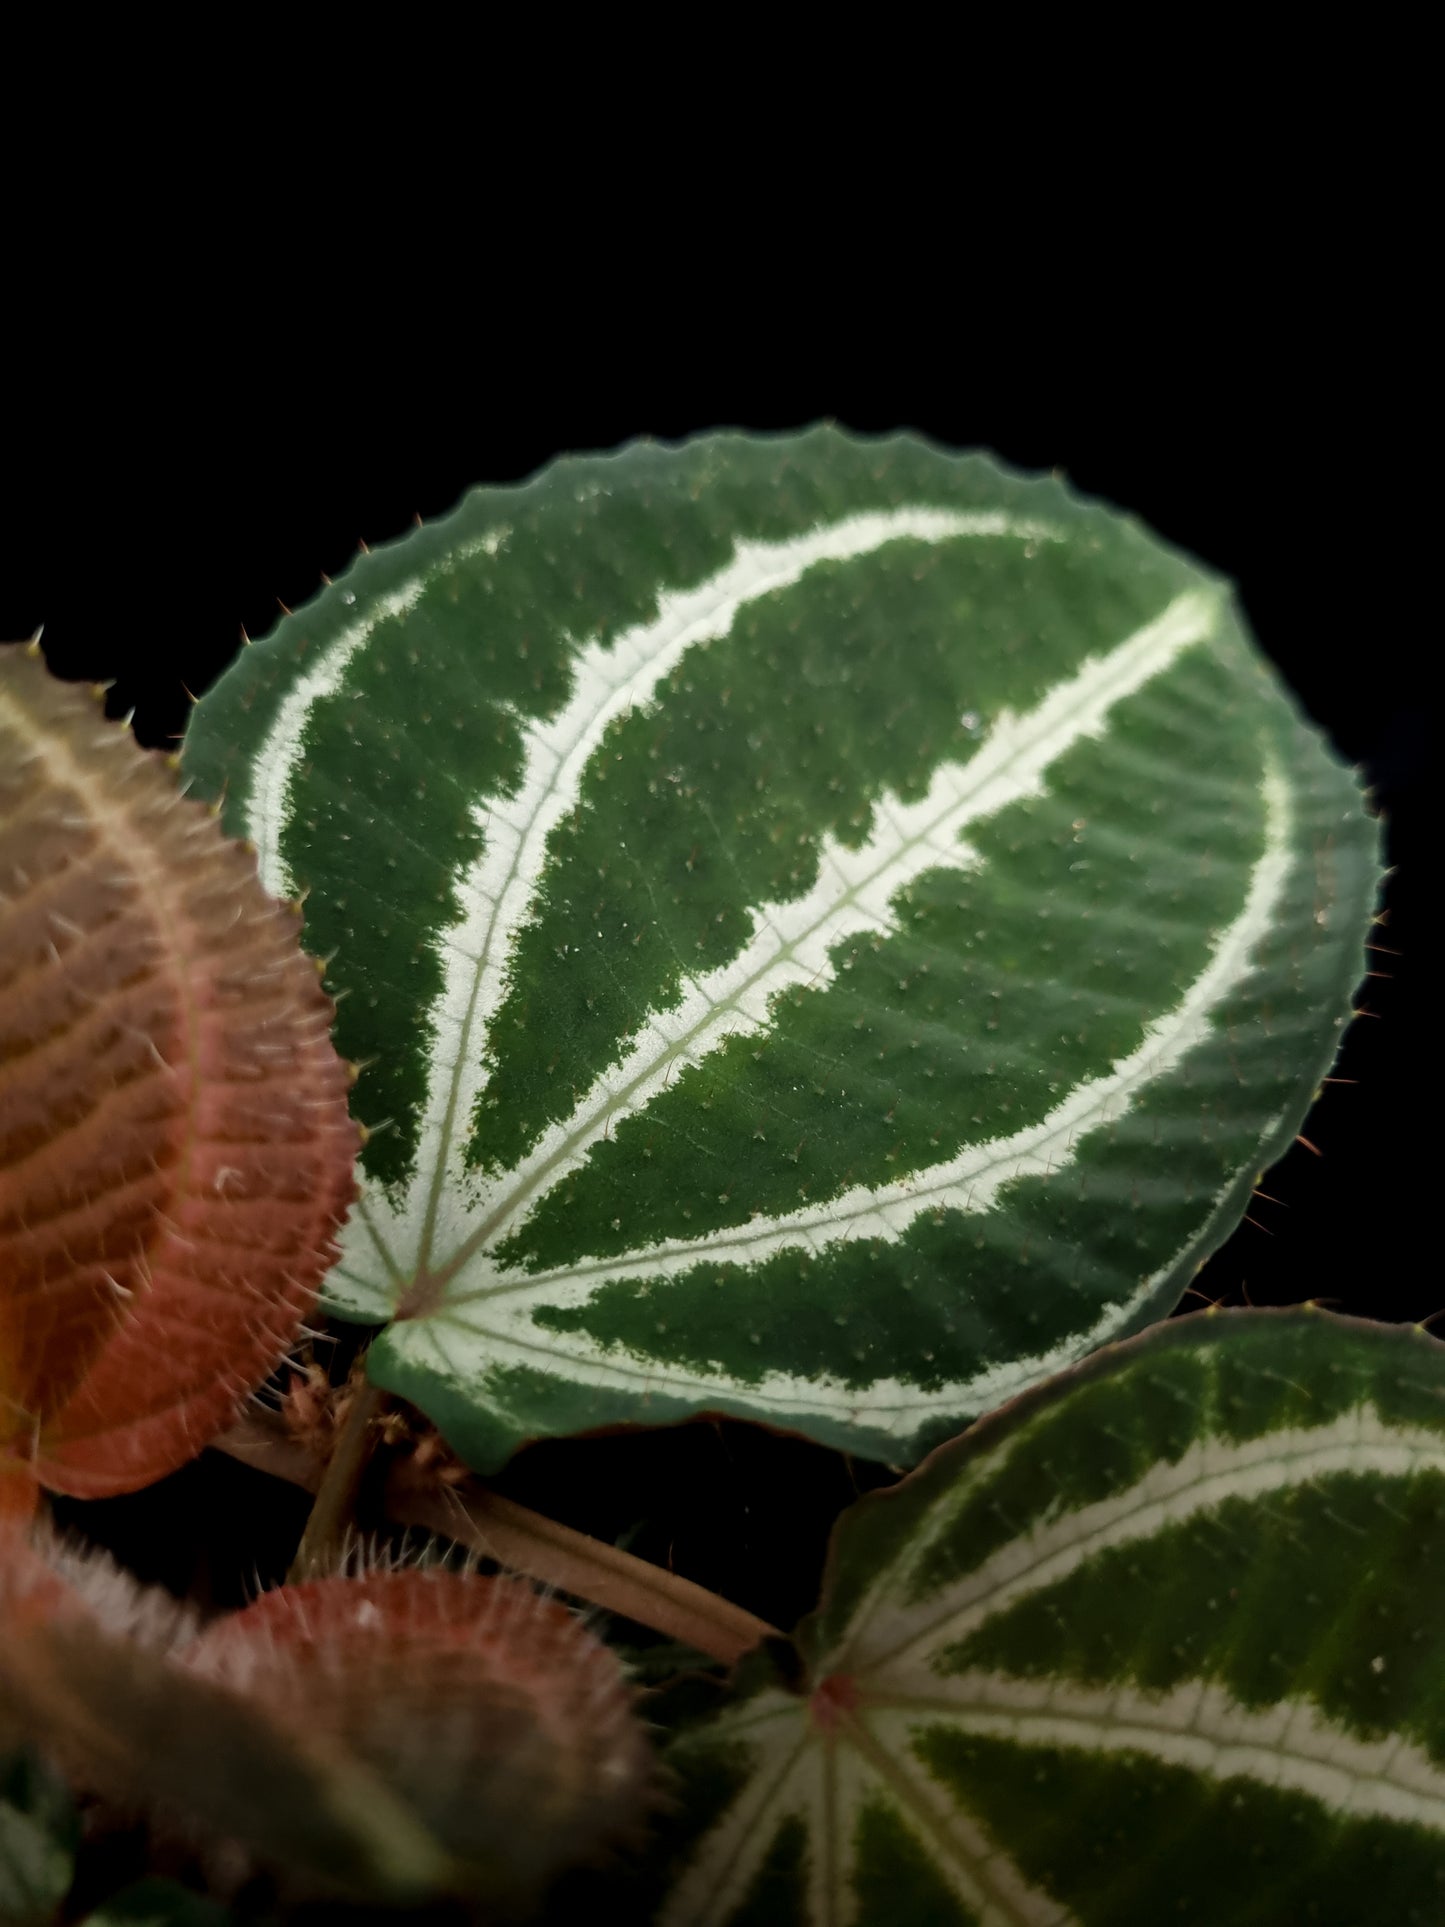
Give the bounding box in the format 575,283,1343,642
183,431,1378,1469
77,1881,230,1927
0,1749,77,1927
652,1310,1445,1925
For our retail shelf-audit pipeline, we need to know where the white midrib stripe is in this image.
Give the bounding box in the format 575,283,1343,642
346,506,1062,1276
413,510,1062,1273
451,730,1277,1310
657,1699,1073,1927
657,1704,812,1927
399,1118,1273,1440
864,1680,1445,1832
405,772,1291,1426
844,1409,1443,1677
663,1673,1442,1927
836,1705,1076,1926
396,779,1288,1435
244,530,504,899
460,586,1221,1265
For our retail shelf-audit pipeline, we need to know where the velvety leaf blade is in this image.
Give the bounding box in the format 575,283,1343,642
0,1550,653,1910
0,1554,449,1905
77,1879,230,1927
651,1310,1445,1924
182,431,1378,1470
182,1568,655,1909
0,644,358,1497
0,1747,78,1927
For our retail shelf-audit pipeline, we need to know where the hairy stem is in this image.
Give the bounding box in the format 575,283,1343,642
286,1376,388,1581
388,1469,778,1666
218,1414,778,1665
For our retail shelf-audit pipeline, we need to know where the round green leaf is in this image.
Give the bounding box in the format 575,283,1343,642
183,430,1378,1470
651,1310,1445,1925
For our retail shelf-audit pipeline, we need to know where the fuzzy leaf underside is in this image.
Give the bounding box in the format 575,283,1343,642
649,1311,1445,1926
0,645,358,1498
182,429,1378,1471
0,1558,650,1907
0,1575,448,1905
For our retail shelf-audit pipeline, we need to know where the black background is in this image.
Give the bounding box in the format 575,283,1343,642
2,313,1431,1632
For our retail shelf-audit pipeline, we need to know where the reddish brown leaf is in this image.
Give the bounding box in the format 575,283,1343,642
183,1569,656,1905
0,1460,39,1525
0,1541,449,1902
0,1550,655,1906
0,643,358,1496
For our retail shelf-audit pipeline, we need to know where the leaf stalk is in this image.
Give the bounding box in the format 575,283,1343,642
220,1413,777,1665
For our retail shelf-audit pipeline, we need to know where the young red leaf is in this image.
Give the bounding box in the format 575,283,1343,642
182,1569,656,1908
0,1543,450,1905
0,643,358,1497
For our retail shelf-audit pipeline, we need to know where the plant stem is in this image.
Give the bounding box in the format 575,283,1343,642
286,1376,388,1581
388,1467,779,1667
217,1414,779,1666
